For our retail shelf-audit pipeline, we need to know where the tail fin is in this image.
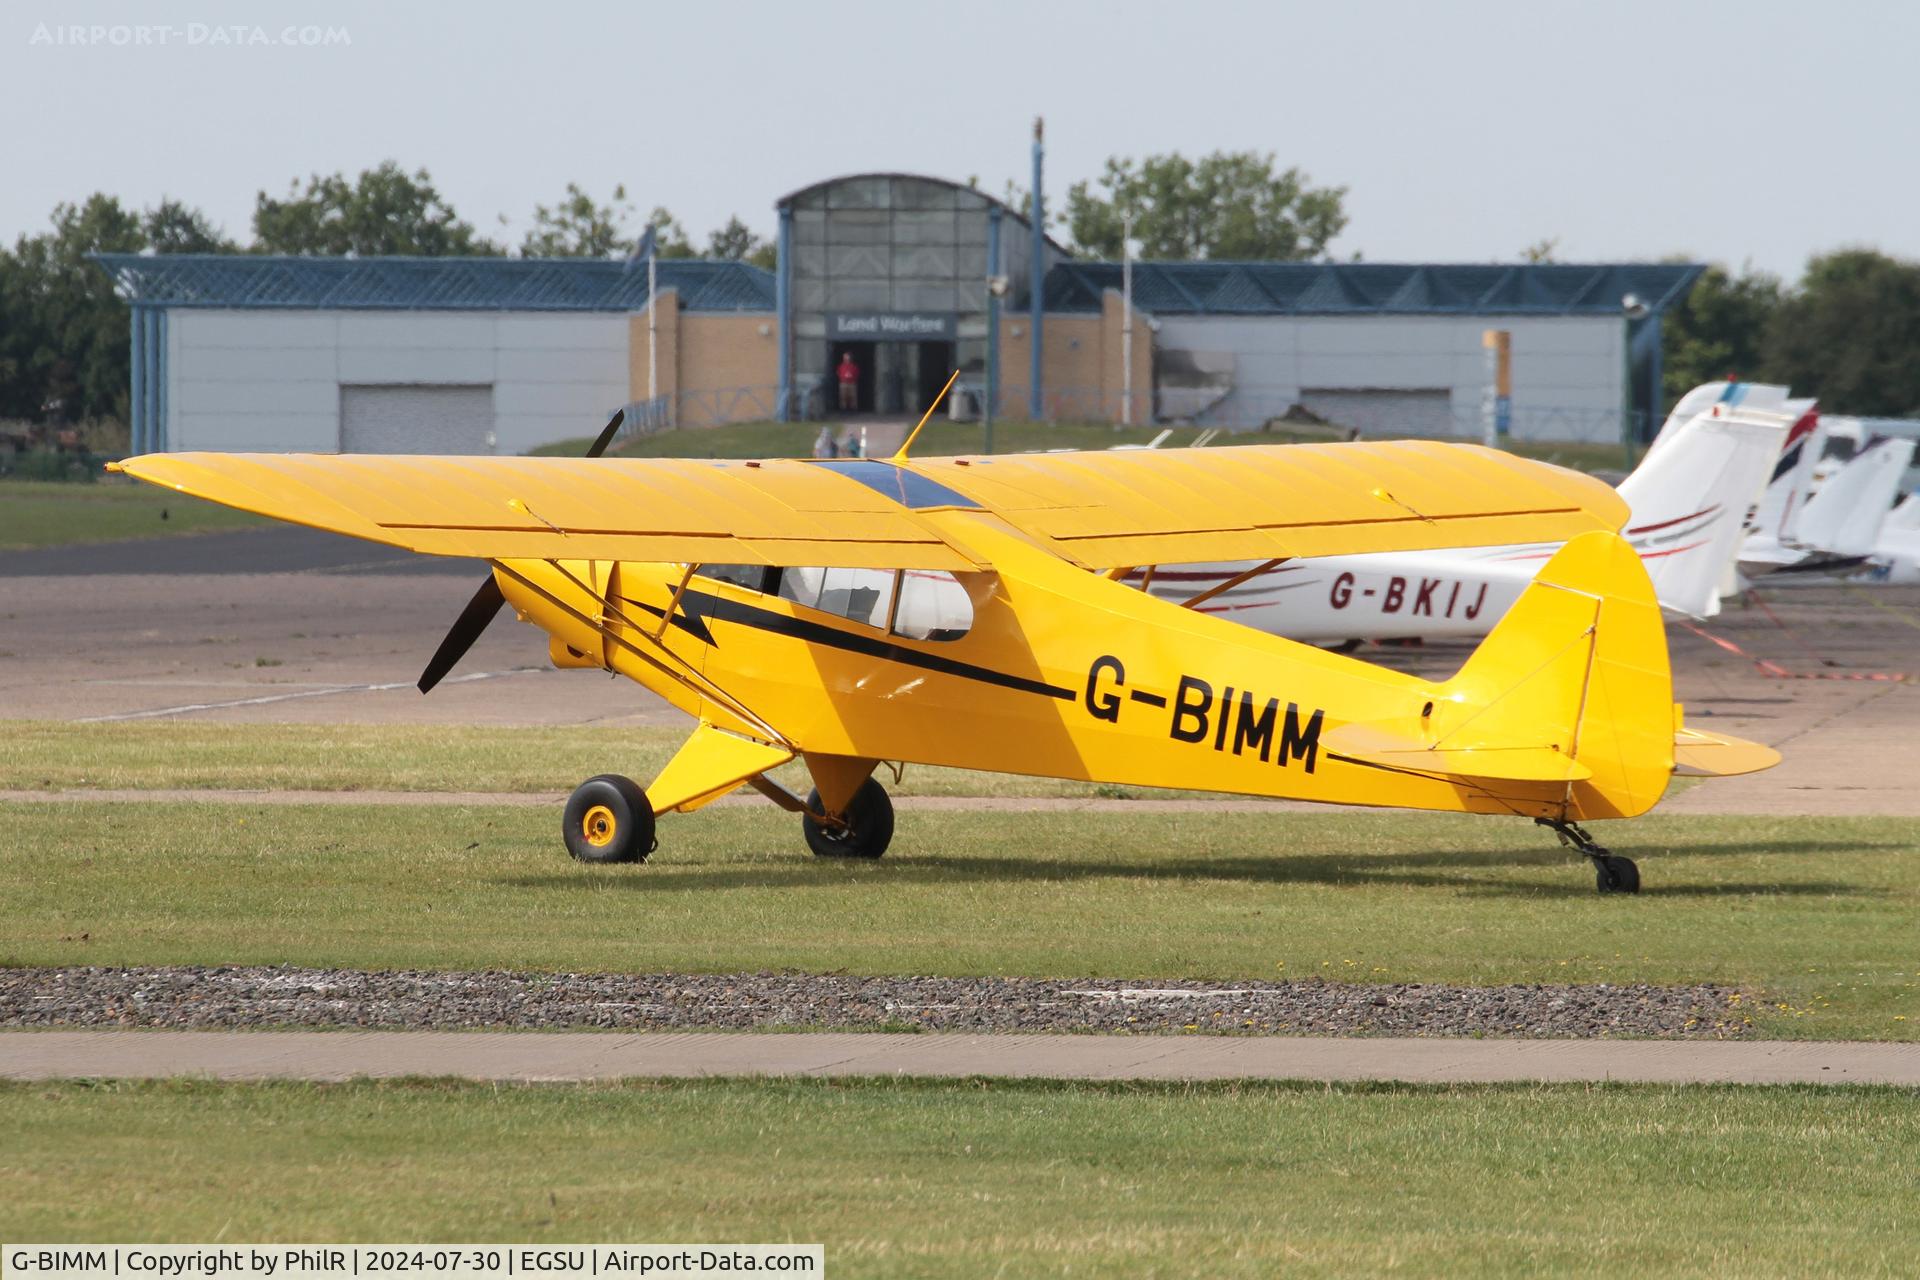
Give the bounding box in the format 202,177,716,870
1749,401,1824,543
1319,531,1779,815
1792,436,1916,556
1438,531,1675,819
1616,408,1787,617
1645,380,1789,455
1321,532,1675,816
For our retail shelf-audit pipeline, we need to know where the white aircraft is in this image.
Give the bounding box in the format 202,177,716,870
1136,388,1793,643
1860,492,1920,584
1742,433,1918,582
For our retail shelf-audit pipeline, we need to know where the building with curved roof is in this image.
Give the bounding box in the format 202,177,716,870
100,172,1700,455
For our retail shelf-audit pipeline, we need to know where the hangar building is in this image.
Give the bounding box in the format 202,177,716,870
100,172,1701,455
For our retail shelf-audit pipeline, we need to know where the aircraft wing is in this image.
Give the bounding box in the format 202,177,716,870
114,440,1625,573
111,452,983,570
905,440,1629,566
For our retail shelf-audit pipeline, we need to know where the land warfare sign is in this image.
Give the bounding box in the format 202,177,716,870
827,312,956,341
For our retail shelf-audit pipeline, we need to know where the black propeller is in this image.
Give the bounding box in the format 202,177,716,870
416,408,625,694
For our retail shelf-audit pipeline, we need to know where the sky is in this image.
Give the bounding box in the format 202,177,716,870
4,0,1917,278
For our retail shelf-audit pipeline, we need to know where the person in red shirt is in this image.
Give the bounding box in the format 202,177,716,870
836,351,860,412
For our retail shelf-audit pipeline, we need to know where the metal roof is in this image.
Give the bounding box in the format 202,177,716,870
776,171,1074,255
1044,261,1704,317
93,254,778,312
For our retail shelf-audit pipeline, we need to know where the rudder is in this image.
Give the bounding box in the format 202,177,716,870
1440,531,1674,819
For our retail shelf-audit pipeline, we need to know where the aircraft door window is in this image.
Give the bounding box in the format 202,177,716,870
780,566,897,628
695,563,773,593
817,567,896,627
778,566,826,609
892,570,973,641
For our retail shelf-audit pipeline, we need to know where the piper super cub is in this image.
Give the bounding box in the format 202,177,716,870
114,386,1780,894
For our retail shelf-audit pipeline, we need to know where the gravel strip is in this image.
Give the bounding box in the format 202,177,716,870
0,967,1751,1038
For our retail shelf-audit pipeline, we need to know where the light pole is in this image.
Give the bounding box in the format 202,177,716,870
1121,211,1133,426
1620,292,1649,469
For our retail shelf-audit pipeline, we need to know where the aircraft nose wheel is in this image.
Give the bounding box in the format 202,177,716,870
563,774,656,864
1536,818,1639,894
802,777,895,859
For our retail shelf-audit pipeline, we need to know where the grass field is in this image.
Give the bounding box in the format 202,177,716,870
2,799,1914,1039
4,1078,1915,1274
0,720,1155,797
0,479,266,549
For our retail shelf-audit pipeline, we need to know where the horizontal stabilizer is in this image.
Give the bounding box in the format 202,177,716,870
1323,721,1592,782
1672,725,1782,778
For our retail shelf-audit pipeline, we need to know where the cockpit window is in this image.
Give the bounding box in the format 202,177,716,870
774,567,974,640
780,566,896,628
892,570,973,641
695,563,773,593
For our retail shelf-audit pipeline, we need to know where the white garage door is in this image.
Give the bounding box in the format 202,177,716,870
339,385,495,454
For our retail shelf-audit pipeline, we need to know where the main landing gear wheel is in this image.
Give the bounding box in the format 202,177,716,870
803,777,894,859
1536,817,1639,895
563,774,656,864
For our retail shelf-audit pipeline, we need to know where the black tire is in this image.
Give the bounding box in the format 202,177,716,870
562,774,655,864
1594,854,1640,895
803,777,894,859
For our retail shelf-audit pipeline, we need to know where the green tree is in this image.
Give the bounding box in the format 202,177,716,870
0,194,145,423
706,215,775,270
521,182,637,258
253,161,500,256
642,207,697,259
1521,237,1560,264
1062,151,1347,260
0,194,235,427
1660,264,1783,403
143,198,237,253
1764,249,1920,416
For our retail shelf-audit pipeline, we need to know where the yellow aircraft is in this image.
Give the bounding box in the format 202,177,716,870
112,394,1778,894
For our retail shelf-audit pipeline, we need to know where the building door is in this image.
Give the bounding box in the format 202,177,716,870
914,340,956,413
339,384,494,454
829,343,876,415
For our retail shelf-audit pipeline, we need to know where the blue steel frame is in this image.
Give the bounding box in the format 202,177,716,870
1028,131,1044,420
127,305,166,453
775,206,794,421
94,255,777,313
1042,261,1704,319
986,205,1003,446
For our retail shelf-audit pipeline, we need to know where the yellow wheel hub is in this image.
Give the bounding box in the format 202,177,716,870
582,804,617,848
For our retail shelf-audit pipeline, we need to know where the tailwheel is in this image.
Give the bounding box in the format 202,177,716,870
1535,817,1640,895
802,777,894,859
1594,853,1640,895
563,774,656,864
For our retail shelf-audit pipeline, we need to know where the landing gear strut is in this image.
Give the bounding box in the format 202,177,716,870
1536,818,1640,894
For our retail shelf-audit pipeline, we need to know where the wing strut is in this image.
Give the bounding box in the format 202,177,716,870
1180,559,1285,610
416,408,624,693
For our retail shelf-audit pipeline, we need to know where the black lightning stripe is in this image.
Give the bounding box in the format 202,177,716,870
624,588,1075,701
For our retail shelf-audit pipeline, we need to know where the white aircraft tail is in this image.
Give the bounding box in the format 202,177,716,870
1886,491,1920,533
1647,381,1791,455
1617,400,1792,618
1748,401,1824,543
1793,436,1918,556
